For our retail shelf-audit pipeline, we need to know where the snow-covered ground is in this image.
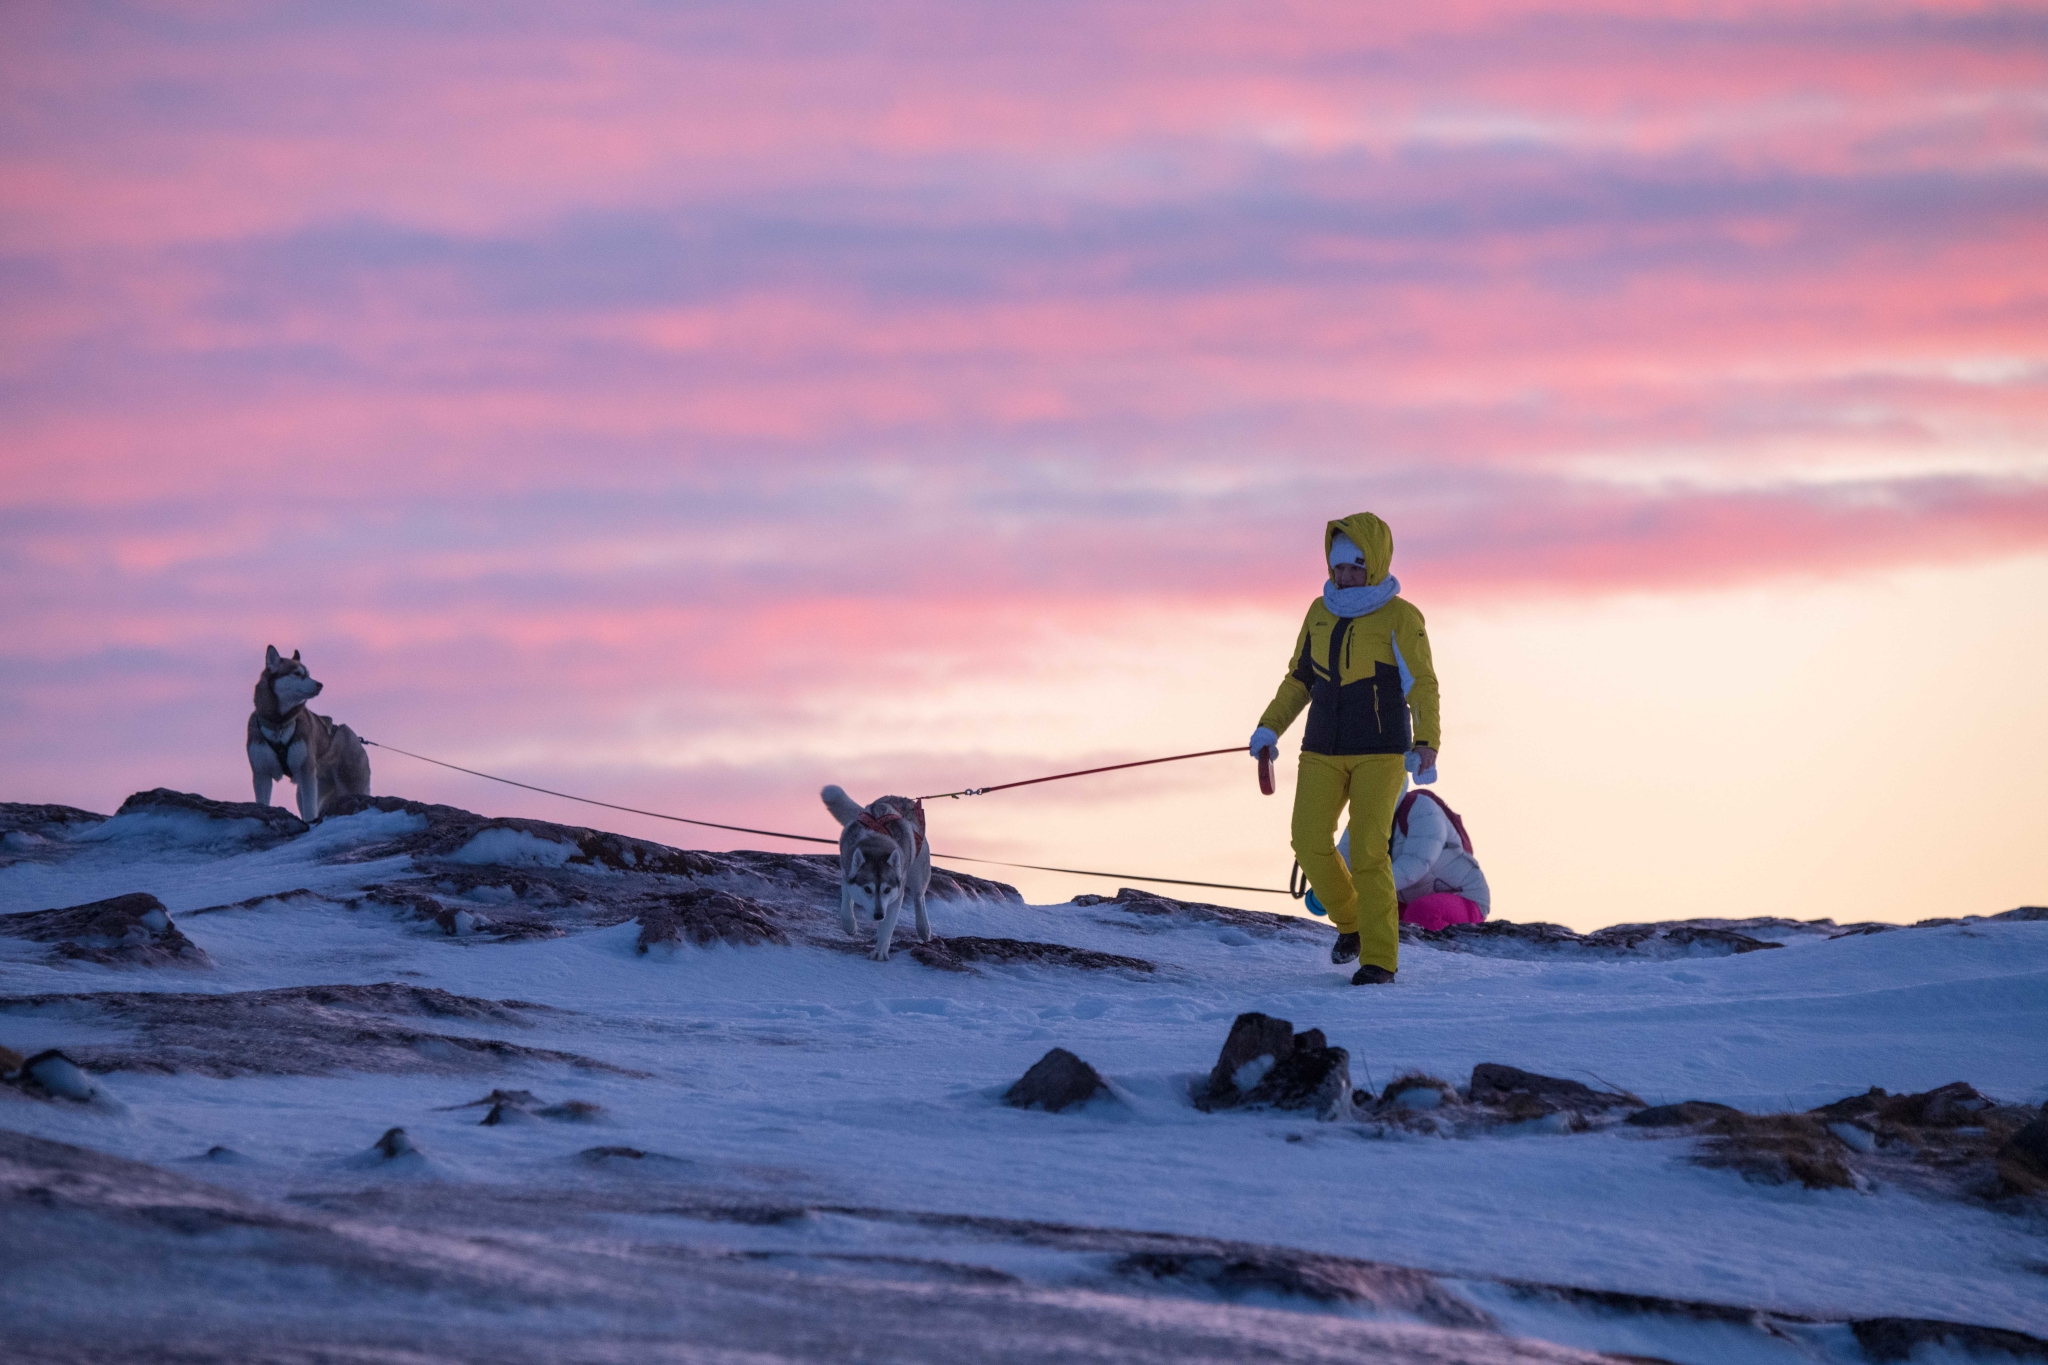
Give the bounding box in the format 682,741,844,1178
3,791,2045,1365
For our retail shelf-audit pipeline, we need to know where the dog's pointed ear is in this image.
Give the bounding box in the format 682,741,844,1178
291,650,301,662
265,645,281,668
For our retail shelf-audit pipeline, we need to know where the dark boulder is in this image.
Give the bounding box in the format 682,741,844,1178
1851,1317,2048,1362
1468,1063,1641,1115
372,1127,416,1160
1196,1013,1352,1117
1996,1111,2048,1196
1627,1101,1743,1128
1004,1048,1108,1113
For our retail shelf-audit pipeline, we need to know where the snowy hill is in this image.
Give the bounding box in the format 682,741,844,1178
3,789,2045,1365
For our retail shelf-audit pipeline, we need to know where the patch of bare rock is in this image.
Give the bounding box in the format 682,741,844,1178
636,888,790,951
0,981,642,1079
0,892,211,968
911,935,1154,975
0,802,108,861
112,787,312,844
1074,887,1323,940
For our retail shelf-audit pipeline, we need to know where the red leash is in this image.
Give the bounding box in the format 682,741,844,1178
919,747,1244,800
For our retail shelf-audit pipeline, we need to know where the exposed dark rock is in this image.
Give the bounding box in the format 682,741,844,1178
0,803,107,860
439,1088,542,1111
1469,1063,1641,1114
1808,1087,1889,1121
114,788,310,842
0,892,210,968
0,801,109,835
1627,1101,1743,1128
1004,1048,1107,1112
636,888,790,951
184,887,329,916
0,982,643,1079
1994,906,2048,922
0,1043,22,1076
371,1127,416,1160
537,1099,604,1122
480,1101,532,1126
1202,1012,1295,1102
580,1145,648,1161
1074,888,1321,938
1996,1113,2048,1196
1196,1013,1352,1117
1694,1113,1856,1190
911,935,1154,975
1872,1080,1993,1128
1407,917,1783,958
1851,1317,2048,1362
1110,1250,1492,1327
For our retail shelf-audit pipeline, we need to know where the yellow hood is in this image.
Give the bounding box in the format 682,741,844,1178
1324,512,1394,586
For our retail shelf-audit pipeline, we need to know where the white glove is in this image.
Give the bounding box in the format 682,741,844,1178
1406,748,1438,785
1249,726,1279,758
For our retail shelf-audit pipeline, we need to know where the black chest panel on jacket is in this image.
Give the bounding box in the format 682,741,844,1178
1294,615,1411,756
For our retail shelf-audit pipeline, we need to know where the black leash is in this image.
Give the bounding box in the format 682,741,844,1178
362,739,1291,896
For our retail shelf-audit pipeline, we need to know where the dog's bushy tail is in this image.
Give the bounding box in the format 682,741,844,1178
820,784,865,827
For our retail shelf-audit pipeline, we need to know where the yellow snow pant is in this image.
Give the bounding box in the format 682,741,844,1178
1292,751,1406,973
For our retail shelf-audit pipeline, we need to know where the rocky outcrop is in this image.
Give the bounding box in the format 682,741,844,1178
0,892,211,968
1004,1048,1108,1112
1075,888,1321,939
0,982,641,1079
1996,1111,2048,1196
911,935,1154,975
1467,1063,1641,1116
114,788,311,843
1626,1100,1742,1128
1406,917,1783,958
1852,1317,2048,1362
636,889,790,951
1194,1013,1352,1118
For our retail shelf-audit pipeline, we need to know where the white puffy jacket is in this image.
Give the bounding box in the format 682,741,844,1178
1338,792,1490,912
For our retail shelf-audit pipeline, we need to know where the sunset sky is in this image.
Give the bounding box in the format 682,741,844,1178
4,1,2045,929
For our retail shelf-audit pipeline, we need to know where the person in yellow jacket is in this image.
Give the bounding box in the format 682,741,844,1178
1248,512,1439,984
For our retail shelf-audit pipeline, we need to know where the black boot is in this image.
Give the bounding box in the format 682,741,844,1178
1352,964,1396,985
1329,933,1359,965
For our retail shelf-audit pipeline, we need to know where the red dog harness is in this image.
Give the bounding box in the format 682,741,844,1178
855,800,926,852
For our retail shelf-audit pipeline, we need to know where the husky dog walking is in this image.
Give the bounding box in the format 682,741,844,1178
820,785,932,961
247,646,371,822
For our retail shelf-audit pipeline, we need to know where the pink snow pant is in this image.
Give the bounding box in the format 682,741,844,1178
1399,893,1486,932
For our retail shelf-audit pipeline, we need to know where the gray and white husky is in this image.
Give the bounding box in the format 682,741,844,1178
820,785,932,961
247,645,371,821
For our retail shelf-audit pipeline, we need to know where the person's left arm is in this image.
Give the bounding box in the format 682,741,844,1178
1397,603,1439,769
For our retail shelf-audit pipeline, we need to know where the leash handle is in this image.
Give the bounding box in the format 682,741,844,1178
1257,747,1276,796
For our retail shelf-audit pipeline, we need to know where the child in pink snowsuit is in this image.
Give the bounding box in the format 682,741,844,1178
1333,788,1489,930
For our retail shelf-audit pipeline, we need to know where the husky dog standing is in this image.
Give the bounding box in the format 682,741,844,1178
247,646,371,821
820,786,932,961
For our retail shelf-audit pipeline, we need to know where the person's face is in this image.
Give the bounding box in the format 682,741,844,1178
1331,561,1373,588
